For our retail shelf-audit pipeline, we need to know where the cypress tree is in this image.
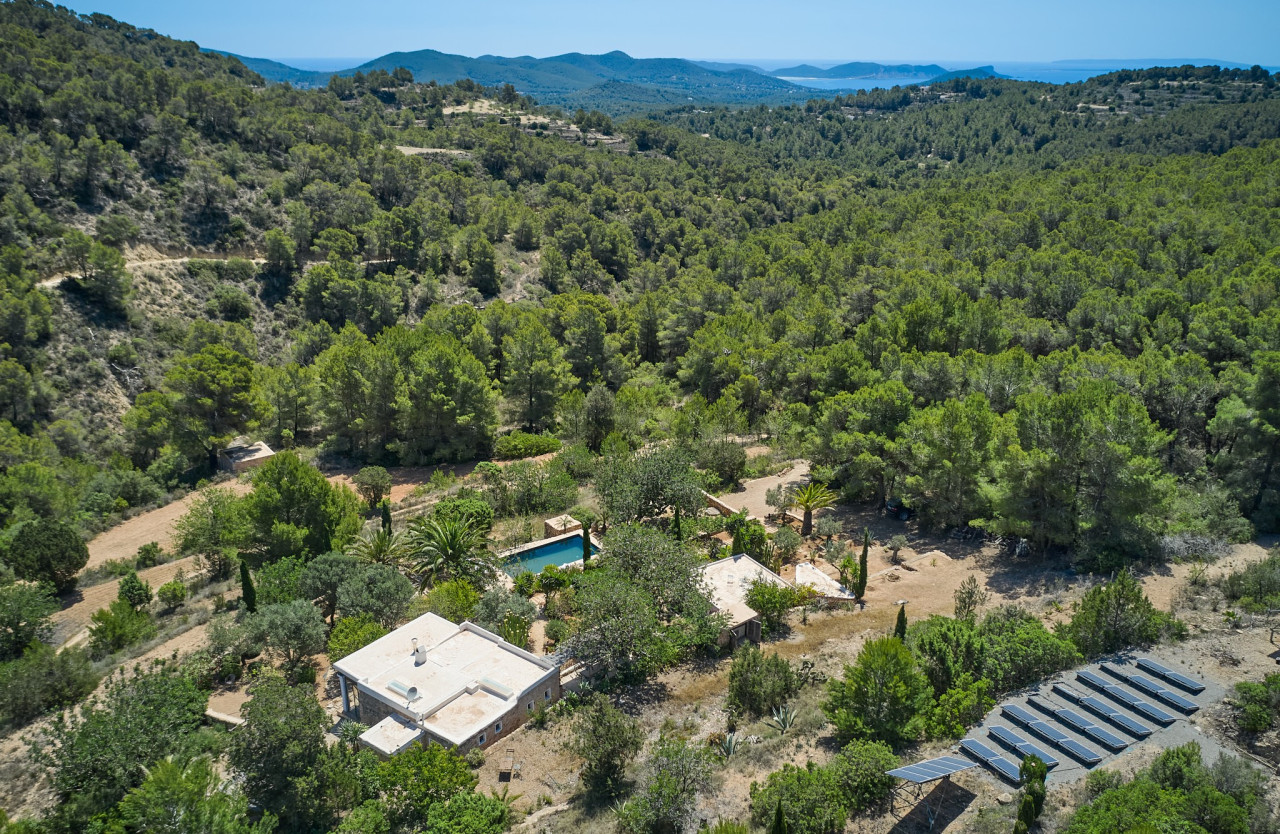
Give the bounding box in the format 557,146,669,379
894,604,907,639
582,528,592,565
769,798,789,834
240,561,257,613
854,528,870,600
380,499,392,533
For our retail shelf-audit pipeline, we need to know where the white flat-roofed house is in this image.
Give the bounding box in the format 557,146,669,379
332,612,562,756
700,553,793,647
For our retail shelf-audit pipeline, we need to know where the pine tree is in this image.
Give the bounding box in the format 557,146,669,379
854,528,870,600
894,604,907,639
240,561,257,614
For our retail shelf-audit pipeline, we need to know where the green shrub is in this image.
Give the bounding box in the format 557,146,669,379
424,579,481,623
726,645,798,718
134,542,167,568
88,599,157,657
824,637,930,744
542,616,568,647
1059,571,1182,658
0,580,58,661
1231,675,1280,733
827,739,897,812
512,571,538,597
1220,552,1280,611
567,693,643,798
328,613,389,661
493,432,562,460
922,673,994,740
1085,768,1127,799
432,496,496,534
697,440,747,488
749,763,846,834
744,579,806,635
0,643,99,727
978,606,1081,693
156,579,187,611
117,571,153,610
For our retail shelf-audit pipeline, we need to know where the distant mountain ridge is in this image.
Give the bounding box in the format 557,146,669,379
771,61,948,78
214,47,816,111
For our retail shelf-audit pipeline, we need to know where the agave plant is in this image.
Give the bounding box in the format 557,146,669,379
718,732,741,759
770,704,797,734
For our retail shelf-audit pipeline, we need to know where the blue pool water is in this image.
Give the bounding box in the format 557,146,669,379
503,533,596,576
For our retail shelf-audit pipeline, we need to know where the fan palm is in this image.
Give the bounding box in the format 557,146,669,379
403,516,496,591
792,482,837,536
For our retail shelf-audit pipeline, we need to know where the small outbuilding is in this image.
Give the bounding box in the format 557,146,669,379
543,514,583,538
217,439,275,474
700,554,793,648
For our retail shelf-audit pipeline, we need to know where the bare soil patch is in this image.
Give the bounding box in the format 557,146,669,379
52,556,203,646
82,480,252,572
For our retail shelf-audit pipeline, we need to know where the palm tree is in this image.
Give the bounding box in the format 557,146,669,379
403,516,496,591
346,528,406,568
792,482,836,536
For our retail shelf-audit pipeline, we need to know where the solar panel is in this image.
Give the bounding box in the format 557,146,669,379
1001,703,1039,726
1076,669,1112,692
1058,737,1104,765
960,739,1022,783
886,755,975,783
1104,666,1199,713
1001,701,1102,763
1136,658,1205,695
1052,683,1088,703
1055,708,1129,751
988,725,1060,769
1075,670,1176,725
1077,696,1153,737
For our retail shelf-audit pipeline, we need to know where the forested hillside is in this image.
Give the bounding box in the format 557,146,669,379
1,0,1279,574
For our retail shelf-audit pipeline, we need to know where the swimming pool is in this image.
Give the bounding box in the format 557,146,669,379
501,531,597,575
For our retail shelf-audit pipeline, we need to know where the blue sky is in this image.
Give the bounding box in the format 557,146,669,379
62,0,1280,66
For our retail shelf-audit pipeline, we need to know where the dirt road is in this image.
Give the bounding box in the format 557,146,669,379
715,460,811,519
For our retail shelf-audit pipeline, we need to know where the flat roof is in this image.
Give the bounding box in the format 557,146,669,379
700,554,791,628
221,441,274,463
333,612,557,746
360,714,423,756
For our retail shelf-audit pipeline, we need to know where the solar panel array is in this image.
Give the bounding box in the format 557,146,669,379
1001,703,1104,764
1052,684,1153,738
960,660,1207,784
1076,669,1177,726
988,725,1060,769
887,755,975,783
1136,658,1205,694
960,739,1022,783
1102,665,1199,713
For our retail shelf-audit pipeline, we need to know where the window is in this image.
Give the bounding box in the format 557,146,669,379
477,733,486,746
544,689,551,700
528,701,535,712
495,722,502,734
